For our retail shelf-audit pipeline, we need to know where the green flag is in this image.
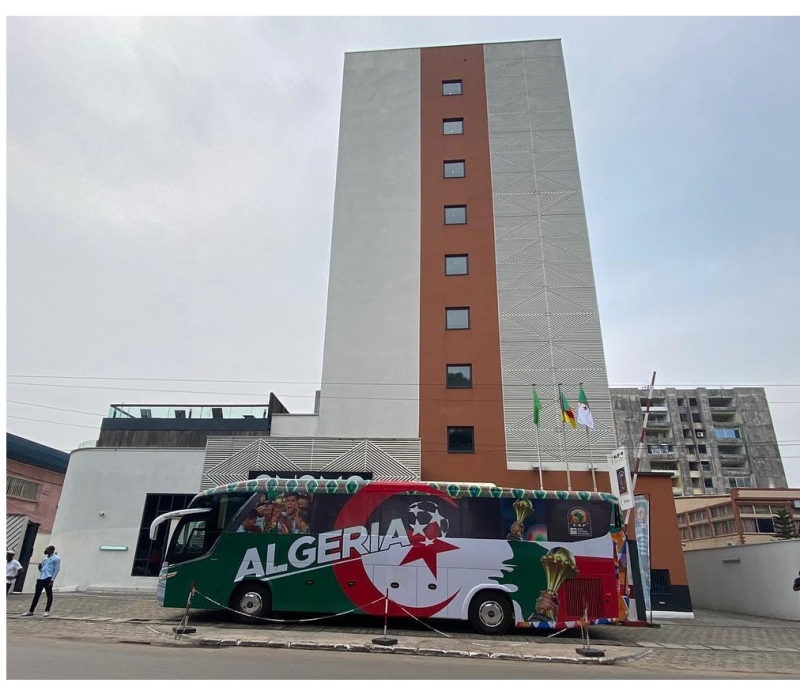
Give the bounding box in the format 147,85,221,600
533,387,543,427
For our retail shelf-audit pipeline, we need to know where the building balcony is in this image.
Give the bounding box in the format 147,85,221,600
648,449,678,458
719,453,747,464
641,405,669,412
708,402,736,413
651,468,680,477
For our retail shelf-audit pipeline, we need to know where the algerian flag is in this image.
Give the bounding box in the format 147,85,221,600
577,385,594,429
533,388,542,427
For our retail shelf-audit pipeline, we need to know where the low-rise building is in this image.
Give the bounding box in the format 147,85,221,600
6,433,70,593
675,487,800,550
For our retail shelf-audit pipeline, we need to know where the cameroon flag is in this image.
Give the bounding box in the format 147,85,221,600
560,390,577,429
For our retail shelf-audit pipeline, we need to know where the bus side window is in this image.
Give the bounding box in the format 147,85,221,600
460,498,501,539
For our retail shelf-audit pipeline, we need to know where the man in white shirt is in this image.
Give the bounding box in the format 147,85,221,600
6,550,24,594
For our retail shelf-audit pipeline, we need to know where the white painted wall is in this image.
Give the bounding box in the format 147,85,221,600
269,413,319,436
316,48,421,439
49,447,205,592
683,539,800,621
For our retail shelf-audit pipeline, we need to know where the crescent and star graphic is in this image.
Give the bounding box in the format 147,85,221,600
331,482,461,617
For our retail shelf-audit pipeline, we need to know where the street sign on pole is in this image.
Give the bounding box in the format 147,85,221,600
607,447,634,511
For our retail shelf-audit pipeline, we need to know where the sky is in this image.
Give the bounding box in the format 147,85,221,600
6,14,800,487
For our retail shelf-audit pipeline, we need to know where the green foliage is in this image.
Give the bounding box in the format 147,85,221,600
771,506,797,540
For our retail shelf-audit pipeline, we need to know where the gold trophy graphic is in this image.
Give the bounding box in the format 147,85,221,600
507,499,533,540
534,547,579,621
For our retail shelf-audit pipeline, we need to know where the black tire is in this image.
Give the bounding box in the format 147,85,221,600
468,590,514,635
229,582,272,624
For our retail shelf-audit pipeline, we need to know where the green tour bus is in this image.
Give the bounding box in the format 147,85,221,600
150,477,626,635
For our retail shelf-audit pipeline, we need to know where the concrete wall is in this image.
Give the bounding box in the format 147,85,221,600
316,48,421,439
683,539,800,621
269,413,319,437
49,447,205,592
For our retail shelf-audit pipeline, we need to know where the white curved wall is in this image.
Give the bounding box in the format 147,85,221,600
50,447,204,592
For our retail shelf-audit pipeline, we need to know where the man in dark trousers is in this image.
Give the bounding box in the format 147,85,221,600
21,546,61,617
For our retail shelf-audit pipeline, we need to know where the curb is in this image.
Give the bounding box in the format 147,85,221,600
173,632,650,665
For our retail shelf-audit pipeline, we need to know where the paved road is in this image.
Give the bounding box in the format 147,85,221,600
6,592,800,676
8,638,790,680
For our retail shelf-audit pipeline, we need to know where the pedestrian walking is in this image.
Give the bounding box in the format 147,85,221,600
793,570,800,592
6,550,24,594
21,546,60,617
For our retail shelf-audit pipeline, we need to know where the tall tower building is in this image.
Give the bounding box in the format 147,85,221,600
315,39,617,489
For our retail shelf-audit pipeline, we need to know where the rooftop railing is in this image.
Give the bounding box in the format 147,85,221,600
107,404,270,420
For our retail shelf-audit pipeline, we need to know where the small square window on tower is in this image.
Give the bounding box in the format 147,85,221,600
446,307,470,329
446,364,473,388
444,160,465,178
444,205,467,224
443,118,464,135
445,254,468,276
447,426,474,453
442,80,463,96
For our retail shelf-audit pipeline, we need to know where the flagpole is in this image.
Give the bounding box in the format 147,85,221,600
586,425,597,492
532,384,543,489
558,383,572,492
580,382,598,492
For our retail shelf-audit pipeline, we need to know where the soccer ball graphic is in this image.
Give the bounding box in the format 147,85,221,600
408,500,450,541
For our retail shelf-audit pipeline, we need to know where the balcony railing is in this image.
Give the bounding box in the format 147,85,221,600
648,446,676,455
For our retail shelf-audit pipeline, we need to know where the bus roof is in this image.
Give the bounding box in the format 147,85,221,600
197,478,618,504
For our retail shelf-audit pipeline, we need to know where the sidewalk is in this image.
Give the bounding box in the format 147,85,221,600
6,593,800,674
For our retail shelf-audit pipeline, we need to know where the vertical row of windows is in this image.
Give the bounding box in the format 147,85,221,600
440,78,475,454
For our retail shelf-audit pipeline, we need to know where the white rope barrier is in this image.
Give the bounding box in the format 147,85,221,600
190,587,386,625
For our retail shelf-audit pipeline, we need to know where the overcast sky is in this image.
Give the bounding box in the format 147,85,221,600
6,15,800,487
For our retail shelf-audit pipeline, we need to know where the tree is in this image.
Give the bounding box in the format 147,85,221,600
772,506,797,540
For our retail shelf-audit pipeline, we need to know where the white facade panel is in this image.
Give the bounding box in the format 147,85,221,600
484,40,617,471
49,448,205,592
316,49,421,439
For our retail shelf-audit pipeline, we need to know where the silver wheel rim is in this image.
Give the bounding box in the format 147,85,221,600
238,591,263,616
478,600,505,628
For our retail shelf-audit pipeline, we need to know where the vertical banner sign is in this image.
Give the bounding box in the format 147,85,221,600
633,495,652,614
607,447,634,511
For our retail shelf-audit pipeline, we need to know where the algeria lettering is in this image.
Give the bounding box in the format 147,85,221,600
235,518,410,581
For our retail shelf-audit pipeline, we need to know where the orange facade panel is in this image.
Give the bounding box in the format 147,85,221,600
419,45,507,483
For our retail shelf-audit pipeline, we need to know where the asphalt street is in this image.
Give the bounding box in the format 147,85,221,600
8,638,789,680
6,592,800,677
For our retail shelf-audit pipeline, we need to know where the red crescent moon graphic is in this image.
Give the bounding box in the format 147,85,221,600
332,482,461,617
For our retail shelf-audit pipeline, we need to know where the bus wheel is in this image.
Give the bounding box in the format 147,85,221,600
229,583,272,624
468,591,513,635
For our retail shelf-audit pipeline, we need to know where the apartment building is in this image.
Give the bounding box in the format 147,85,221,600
610,387,787,497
